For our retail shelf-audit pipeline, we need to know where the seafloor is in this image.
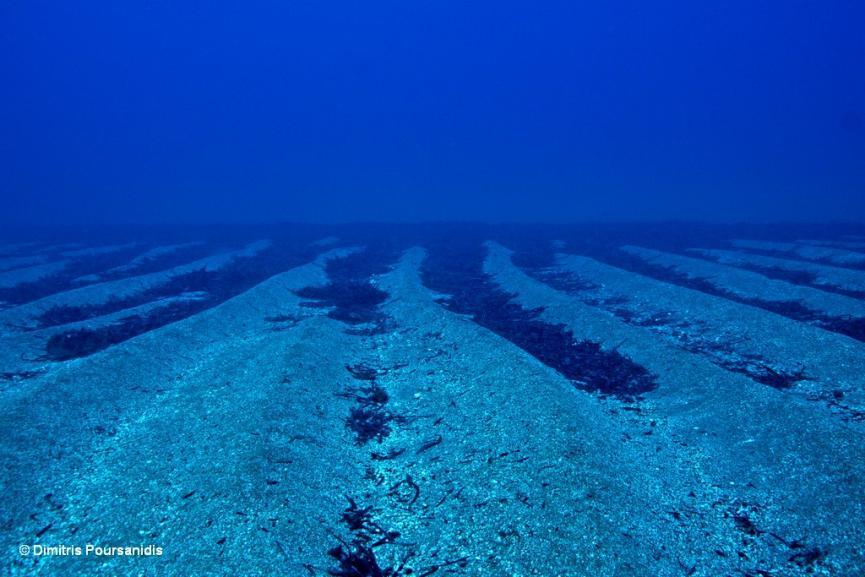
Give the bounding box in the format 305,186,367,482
1,223,864,576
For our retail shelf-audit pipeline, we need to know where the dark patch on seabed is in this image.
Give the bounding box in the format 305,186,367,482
590,247,865,343
41,238,321,360
515,260,813,391
735,262,865,301
0,244,144,305
605,301,811,390
36,264,227,329
100,242,214,280
421,241,658,402
43,302,201,361
294,248,397,334
512,238,865,422
727,243,865,272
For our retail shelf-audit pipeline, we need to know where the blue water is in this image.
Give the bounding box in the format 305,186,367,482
2,1,865,224
2,2,865,576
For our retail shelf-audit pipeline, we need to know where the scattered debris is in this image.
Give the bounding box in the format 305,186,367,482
341,364,404,445
0,370,44,381
388,475,420,507
416,435,443,454
732,512,761,537
325,498,410,577
265,314,303,330
788,548,826,568
346,363,379,381
370,448,405,461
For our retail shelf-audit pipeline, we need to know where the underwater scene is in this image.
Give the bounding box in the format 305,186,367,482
3,0,865,575
1,223,865,576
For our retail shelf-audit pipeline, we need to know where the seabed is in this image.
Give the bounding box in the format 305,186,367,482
1,223,864,576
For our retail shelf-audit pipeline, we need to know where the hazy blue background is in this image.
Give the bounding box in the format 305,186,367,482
2,0,864,225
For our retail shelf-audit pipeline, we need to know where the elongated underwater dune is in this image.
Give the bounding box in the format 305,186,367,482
1,224,864,576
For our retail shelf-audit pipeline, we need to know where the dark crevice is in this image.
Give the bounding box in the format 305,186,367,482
517,262,865,417
725,262,819,286
96,243,215,281
298,280,388,326
421,243,657,402
693,256,865,302
294,249,399,334
727,245,865,272
523,267,600,294
598,249,865,343
517,265,813,391
814,315,865,342
34,243,311,330
607,301,811,390
39,241,320,361
34,269,219,328
42,301,202,361
0,246,146,306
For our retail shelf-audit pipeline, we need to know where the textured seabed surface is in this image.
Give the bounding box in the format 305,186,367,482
1,223,864,576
